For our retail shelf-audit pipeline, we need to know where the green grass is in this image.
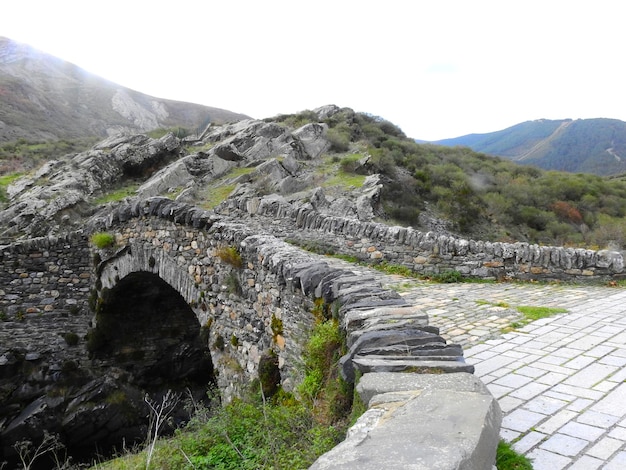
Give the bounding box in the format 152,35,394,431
93,313,353,470
515,305,567,321
476,299,510,308
0,172,24,203
203,184,237,209
496,440,533,469
227,167,255,178
90,232,116,249
93,184,140,204
200,166,256,209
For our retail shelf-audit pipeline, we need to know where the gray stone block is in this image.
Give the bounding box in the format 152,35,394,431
310,376,502,470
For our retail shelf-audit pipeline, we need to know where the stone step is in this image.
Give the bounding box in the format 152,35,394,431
343,304,429,331
358,343,464,357
347,324,440,348
351,357,475,375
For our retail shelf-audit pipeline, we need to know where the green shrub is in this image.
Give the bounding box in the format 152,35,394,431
258,351,281,398
430,270,463,283
271,314,284,341
225,271,242,294
63,332,79,346
213,334,225,351
216,245,243,268
90,232,116,249
327,127,351,152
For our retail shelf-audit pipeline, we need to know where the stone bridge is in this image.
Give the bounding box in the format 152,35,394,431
2,196,624,467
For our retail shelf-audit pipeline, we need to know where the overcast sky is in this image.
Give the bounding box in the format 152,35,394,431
2,0,625,141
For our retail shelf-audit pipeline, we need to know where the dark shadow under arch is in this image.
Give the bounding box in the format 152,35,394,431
91,271,214,389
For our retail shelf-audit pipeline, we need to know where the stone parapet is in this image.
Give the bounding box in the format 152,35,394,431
219,194,625,281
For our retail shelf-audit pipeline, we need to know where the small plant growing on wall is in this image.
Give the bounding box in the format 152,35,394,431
216,245,243,268
271,314,284,342
63,332,79,346
225,271,242,295
90,232,116,249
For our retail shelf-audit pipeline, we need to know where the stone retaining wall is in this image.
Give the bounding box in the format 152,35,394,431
219,195,625,281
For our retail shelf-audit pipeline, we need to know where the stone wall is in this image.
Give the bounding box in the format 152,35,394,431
1,197,501,468
0,232,93,369
219,195,625,281
96,207,317,400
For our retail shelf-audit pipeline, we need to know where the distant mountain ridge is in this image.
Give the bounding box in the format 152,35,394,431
433,118,626,176
0,37,249,142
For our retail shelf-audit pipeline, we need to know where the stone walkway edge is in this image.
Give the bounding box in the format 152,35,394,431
324,256,626,469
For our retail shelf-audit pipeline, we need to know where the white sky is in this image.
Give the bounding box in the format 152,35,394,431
1,0,625,141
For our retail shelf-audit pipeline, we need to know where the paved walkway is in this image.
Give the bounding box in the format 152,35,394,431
323,256,626,469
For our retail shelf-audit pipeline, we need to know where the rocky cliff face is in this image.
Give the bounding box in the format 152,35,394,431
0,105,383,241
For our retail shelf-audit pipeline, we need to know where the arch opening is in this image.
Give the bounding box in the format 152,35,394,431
62,271,217,462
91,271,214,388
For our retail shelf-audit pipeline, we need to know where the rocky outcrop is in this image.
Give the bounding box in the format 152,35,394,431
0,133,183,238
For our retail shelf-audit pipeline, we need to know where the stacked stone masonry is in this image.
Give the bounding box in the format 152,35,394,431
0,233,93,370
2,197,502,468
219,195,625,281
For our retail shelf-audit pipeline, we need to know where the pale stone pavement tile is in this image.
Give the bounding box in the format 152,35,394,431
567,398,594,412
493,373,534,389
604,451,626,470
608,427,626,440
577,410,620,428
562,355,598,371
567,455,603,470
500,428,521,442
535,371,568,386
515,365,548,378
526,448,571,470
563,363,618,388
590,382,626,417
523,395,568,415
498,395,524,413
558,421,605,441
537,409,579,434
544,390,576,403
513,430,547,454
592,380,619,393
502,408,546,433
540,433,589,457
586,436,623,460
509,382,551,401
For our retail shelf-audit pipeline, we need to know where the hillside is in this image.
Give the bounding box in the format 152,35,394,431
3,105,626,252
433,118,626,176
0,37,248,143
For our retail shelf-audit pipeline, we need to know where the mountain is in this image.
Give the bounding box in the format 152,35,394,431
433,118,626,176
0,37,249,143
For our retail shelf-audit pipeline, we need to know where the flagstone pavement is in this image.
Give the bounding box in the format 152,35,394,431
324,256,626,469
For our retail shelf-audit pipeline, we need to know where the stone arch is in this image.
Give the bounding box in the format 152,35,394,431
90,271,214,389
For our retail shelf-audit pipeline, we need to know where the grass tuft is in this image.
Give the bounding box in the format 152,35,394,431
496,440,533,469
90,232,116,249
516,305,567,321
